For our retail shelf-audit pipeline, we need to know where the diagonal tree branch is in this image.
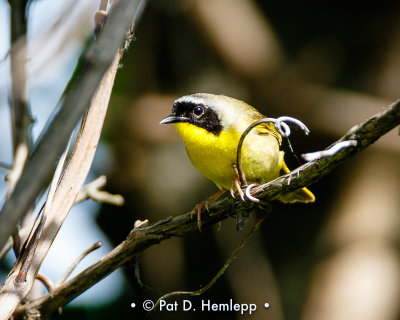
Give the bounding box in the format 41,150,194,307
249,99,400,200
8,0,32,156
0,0,140,251
0,1,144,319
16,100,399,319
6,0,33,259
0,30,122,320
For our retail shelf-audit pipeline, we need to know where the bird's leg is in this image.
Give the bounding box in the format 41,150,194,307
231,180,260,203
233,175,245,201
230,164,246,200
231,164,260,203
192,189,226,231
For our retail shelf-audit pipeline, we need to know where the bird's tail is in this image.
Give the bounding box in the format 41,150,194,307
275,162,315,203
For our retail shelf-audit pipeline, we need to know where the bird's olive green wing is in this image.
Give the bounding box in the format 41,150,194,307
253,122,282,145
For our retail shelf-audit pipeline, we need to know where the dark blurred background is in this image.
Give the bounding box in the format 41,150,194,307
3,0,400,319
91,1,400,319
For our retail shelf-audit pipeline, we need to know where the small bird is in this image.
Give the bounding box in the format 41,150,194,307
160,93,314,229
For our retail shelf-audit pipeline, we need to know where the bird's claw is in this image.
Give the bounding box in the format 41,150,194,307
231,166,260,202
230,183,260,203
191,202,207,231
191,189,225,231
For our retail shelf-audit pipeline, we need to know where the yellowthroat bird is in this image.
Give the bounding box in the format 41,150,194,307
160,93,314,229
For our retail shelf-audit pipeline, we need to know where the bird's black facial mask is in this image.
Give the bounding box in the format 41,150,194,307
162,101,223,135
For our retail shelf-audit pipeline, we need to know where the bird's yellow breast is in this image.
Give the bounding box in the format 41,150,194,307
174,122,283,190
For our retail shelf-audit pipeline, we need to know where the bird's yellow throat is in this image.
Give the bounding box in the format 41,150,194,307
173,122,282,190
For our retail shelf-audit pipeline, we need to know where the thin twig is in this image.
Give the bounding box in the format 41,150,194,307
56,241,103,285
17,202,45,260
17,132,73,259
0,162,12,170
5,145,29,199
36,273,55,293
134,257,155,293
0,238,13,261
75,175,124,205
149,216,266,317
236,118,273,187
43,132,75,219
15,133,73,283
236,116,309,188
0,225,31,261
15,211,44,283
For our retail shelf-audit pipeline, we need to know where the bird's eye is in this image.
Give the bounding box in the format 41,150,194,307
193,106,204,117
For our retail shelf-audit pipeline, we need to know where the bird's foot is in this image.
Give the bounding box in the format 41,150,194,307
191,201,207,232
230,175,246,200
192,189,226,231
230,175,260,203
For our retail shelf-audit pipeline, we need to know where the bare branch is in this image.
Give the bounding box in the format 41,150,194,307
0,6,135,317
7,0,33,261
0,238,13,261
75,175,124,206
0,52,121,319
0,226,31,261
8,0,32,154
5,144,29,199
0,2,142,319
56,241,103,285
249,100,400,200
0,162,12,170
16,99,399,319
0,0,141,251
14,133,72,285
36,274,55,294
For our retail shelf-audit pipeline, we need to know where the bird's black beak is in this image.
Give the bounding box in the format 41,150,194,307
159,115,189,125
